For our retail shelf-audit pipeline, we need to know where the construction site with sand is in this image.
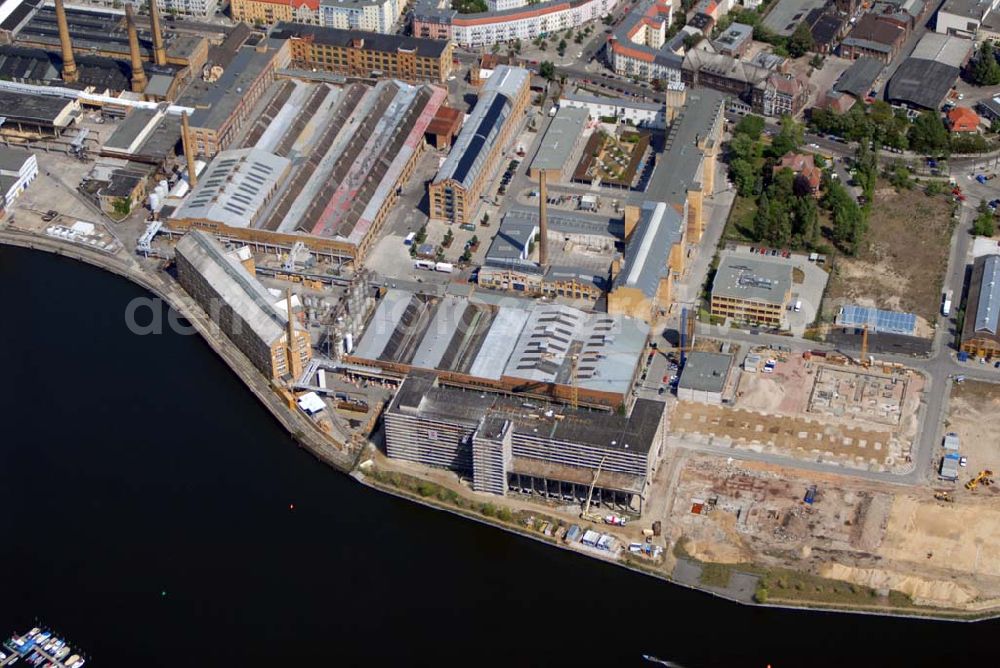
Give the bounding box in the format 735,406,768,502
668,348,923,474
660,452,1000,612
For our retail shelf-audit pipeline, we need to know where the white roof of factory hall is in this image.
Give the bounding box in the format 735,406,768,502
351,289,648,396
613,200,684,298
172,148,290,228
503,304,649,393
175,230,295,346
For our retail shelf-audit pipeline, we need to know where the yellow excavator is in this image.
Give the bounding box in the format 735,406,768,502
965,470,995,491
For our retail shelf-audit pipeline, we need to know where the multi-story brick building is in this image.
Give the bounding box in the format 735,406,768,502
175,230,313,380
840,13,908,64
429,65,530,225
272,22,454,82
182,41,289,157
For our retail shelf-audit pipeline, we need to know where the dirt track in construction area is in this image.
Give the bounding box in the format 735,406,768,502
664,456,1000,609
672,403,896,468
671,352,922,471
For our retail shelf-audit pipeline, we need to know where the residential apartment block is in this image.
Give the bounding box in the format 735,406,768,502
413,0,619,48
607,0,684,83
230,0,321,25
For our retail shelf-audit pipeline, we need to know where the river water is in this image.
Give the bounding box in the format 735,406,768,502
0,246,995,667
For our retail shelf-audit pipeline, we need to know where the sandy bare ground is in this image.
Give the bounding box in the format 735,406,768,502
824,183,954,323
879,496,1000,579
945,380,1000,475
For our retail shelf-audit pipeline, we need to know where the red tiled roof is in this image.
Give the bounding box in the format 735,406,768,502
250,0,319,9
427,105,463,135
453,2,571,26
610,41,656,63
948,106,979,132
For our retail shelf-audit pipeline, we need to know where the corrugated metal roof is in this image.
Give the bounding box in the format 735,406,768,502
176,231,291,346
173,147,290,228
613,200,683,298
530,106,587,173
975,254,1000,335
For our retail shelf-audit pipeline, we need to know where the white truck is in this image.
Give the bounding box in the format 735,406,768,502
942,290,953,317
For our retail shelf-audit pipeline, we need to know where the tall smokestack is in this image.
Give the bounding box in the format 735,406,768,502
285,289,302,380
181,111,198,188
54,0,78,84
126,6,147,93
538,170,549,268
148,0,167,67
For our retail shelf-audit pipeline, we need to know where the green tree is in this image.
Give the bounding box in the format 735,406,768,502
539,60,555,80
908,111,950,155
754,190,772,242
734,114,765,140
853,141,878,205
887,164,913,190
972,41,1000,86
787,21,814,58
951,133,992,154
730,158,757,196
793,194,820,247
557,39,567,56
683,33,703,50
729,133,762,163
973,200,996,236
769,115,803,157
112,197,131,217
824,179,866,254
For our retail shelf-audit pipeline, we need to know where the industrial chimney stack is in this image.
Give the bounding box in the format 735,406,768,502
149,0,167,67
54,0,78,84
126,5,147,93
181,111,198,188
538,170,549,268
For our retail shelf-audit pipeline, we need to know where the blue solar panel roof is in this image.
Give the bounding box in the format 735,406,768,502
836,304,917,335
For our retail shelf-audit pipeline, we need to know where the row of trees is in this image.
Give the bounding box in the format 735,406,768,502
810,103,996,155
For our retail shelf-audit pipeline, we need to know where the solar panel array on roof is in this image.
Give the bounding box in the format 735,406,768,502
836,304,917,335
450,93,510,187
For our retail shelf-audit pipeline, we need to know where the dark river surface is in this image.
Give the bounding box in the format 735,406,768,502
0,245,996,667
